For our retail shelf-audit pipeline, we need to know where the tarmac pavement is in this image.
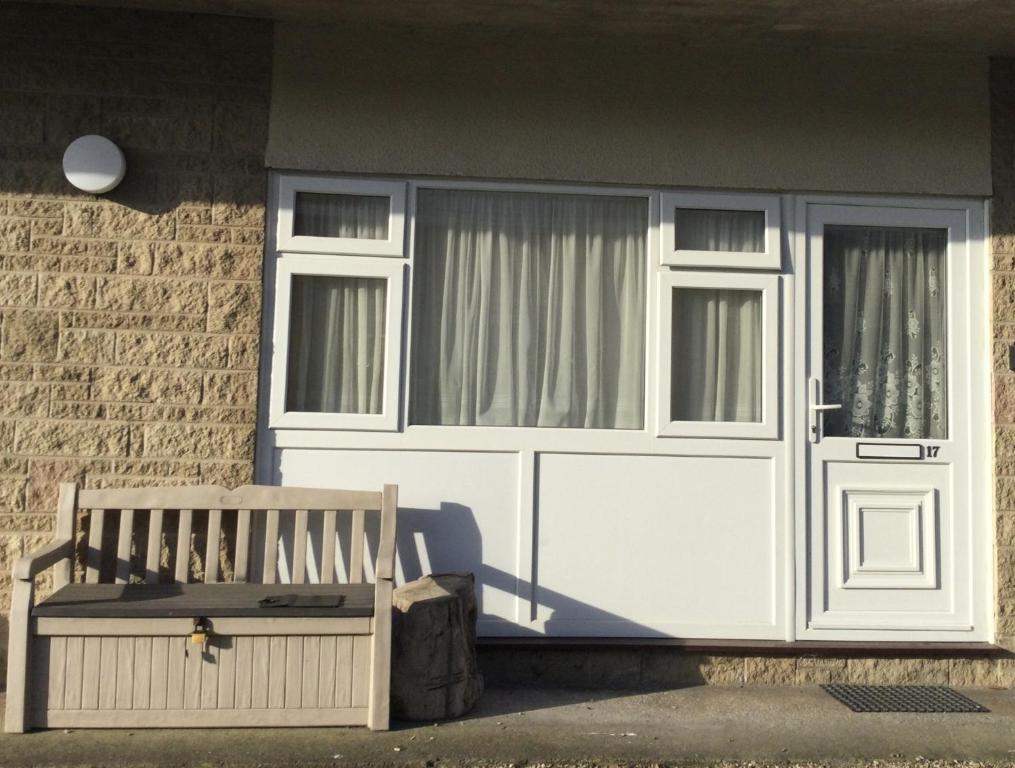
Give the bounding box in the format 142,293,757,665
1,685,1014,767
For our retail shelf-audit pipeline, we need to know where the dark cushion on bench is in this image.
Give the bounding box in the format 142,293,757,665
33,583,375,619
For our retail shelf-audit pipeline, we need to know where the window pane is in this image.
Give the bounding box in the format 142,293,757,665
410,188,647,428
822,225,947,439
286,275,386,414
671,288,763,422
293,192,390,239
674,208,765,252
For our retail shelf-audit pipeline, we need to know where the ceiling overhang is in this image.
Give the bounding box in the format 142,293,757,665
21,0,1015,55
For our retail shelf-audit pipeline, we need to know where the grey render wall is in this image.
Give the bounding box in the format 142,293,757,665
268,23,991,195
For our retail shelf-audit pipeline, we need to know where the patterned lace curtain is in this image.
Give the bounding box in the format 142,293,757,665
410,188,647,428
822,225,947,439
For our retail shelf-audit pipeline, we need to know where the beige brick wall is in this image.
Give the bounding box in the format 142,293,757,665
993,57,1015,656
994,56,1015,661
0,3,271,672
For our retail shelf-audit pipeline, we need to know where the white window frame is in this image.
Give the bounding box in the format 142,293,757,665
277,175,407,256
268,254,404,431
661,191,781,269
657,270,780,439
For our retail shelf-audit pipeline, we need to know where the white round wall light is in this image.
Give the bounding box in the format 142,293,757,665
62,135,126,194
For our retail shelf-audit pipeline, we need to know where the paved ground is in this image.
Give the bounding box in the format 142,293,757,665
2,685,1015,767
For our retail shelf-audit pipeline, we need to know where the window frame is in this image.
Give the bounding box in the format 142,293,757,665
268,254,404,431
276,175,407,256
657,270,780,439
660,191,781,269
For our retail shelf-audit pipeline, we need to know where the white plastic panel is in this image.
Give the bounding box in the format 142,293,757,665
813,460,961,629
534,453,780,638
843,488,937,589
276,449,520,625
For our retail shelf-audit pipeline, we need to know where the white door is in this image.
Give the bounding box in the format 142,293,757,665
802,200,989,640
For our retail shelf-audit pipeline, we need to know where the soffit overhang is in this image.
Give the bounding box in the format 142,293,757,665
22,0,1015,56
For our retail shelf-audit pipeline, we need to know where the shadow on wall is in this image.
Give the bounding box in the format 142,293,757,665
0,4,272,210
268,499,670,638
391,503,721,694
396,503,657,635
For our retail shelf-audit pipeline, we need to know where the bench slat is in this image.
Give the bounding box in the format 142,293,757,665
263,509,279,585
292,509,308,584
350,509,364,584
145,510,163,584
234,509,251,583
85,510,104,584
321,510,336,584
175,510,192,584
205,509,222,583
115,510,134,584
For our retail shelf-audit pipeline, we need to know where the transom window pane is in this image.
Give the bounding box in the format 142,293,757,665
674,208,765,252
671,288,763,422
293,192,390,239
822,225,947,439
410,188,647,428
286,274,386,414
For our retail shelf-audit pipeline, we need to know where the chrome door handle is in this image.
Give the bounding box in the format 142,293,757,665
810,403,842,411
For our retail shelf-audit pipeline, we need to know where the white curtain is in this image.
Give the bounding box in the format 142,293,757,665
410,189,647,428
671,288,762,422
822,225,947,439
293,192,389,240
674,208,765,252
285,275,386,414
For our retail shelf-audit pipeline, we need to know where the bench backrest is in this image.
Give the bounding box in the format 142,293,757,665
57,483,397,586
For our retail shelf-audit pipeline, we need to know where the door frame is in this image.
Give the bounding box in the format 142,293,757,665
792,194,993,642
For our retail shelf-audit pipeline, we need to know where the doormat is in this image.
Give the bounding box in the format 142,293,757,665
822,684,989,713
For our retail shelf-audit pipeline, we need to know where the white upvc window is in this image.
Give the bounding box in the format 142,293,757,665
658,270,780,439
661,191,781,269
277,176,407,256
269,255,404,431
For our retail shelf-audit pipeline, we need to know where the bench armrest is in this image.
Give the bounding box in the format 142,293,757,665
13,538,74,581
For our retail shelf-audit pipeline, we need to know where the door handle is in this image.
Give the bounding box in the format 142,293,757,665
807,377,840,443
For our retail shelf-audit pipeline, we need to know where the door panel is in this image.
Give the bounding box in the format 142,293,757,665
803,203,981,640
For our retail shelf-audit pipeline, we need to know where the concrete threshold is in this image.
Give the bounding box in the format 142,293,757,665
1,685,1015,767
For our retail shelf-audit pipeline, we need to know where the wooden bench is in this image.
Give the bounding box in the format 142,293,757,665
5,482,397,732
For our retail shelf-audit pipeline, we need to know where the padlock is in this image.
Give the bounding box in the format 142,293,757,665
191,618,211,646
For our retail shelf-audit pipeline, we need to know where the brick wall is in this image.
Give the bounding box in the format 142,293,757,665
0,4,271,673
992,56,1015,656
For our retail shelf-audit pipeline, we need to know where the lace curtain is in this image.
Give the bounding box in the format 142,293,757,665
410,188,647,428
822,225,947,439
293,192,389,240
285,275,387,414
671,288,762,422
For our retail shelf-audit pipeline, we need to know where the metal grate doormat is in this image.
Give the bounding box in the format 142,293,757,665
822,684,989,713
